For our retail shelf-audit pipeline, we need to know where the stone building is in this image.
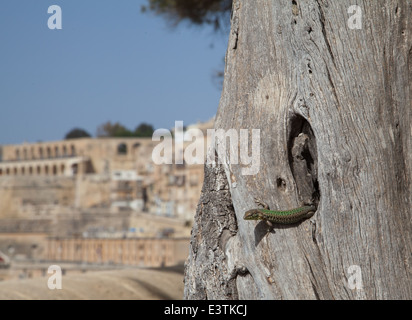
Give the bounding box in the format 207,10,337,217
0,119,213,231
0,138,156,219
0,137,152,179
0,119,213,268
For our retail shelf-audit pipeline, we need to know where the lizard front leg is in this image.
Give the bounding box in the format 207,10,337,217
254,197,270,210
254,198,274,232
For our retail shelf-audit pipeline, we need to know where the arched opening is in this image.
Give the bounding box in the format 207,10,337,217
37,166,41,175
52,165,57,175
13,167,18,175
31,147,35,159
133,143,141,157
44,165,49,175
0,168,2,176
29,166,33,175
61,164,65,174
71,145,76,156
71,164,78,175
15,149,20,160
39,147,44,159
54,146,59,158
23,149,28,160
21,167,25,175
117,143,127,155
47,147,52,158
6,168,10,175
62,146,67,157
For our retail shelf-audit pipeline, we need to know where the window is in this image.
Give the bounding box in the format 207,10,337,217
190,174,199,186
117,143,127,155
54,146,59,158
39,147,44,159
71,145,76,156
175,175,185,187
15,149,20,160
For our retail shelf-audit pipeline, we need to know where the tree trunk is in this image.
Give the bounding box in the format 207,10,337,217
184,0,411,299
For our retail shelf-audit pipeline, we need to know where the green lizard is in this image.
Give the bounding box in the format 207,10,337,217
244,198,316,227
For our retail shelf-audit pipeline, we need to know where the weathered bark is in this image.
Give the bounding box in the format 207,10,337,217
184,0,412,299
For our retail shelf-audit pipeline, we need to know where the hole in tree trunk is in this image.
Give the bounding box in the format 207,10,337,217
287,114,320,206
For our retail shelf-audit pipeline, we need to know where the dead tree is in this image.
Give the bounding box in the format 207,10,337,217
184,0,411,299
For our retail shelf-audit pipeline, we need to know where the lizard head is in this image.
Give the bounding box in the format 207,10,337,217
243,209,264,220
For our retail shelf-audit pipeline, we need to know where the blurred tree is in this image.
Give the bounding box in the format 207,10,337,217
212,56,225,89
142,0,232,90
96,122,133,137
64,128,91,140
134,123,155,137
96,121,155,138
142,0,232,31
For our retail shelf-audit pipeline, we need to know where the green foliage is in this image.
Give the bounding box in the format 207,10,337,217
96,122,132,137
142,0,232,31
96,121,155,138
134,123,155,137
142,0,230,90
64,128,91,140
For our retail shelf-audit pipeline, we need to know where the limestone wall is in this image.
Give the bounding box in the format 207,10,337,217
0,176,76,219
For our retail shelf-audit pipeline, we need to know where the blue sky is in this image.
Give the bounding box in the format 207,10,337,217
0,0,228,145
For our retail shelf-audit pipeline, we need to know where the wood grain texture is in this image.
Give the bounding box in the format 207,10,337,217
184,0,411,299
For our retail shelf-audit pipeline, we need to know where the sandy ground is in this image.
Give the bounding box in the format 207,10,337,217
0,267,184,300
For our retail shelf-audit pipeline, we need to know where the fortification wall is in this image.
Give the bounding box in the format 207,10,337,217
0,176,76,219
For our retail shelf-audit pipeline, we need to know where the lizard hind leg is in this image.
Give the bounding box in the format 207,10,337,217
306,210,316,219
265,220,275,234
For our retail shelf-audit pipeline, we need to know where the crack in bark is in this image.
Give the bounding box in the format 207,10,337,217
316,0,337,70
325,65,340,108
230,0,240,50
303,254,321,299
